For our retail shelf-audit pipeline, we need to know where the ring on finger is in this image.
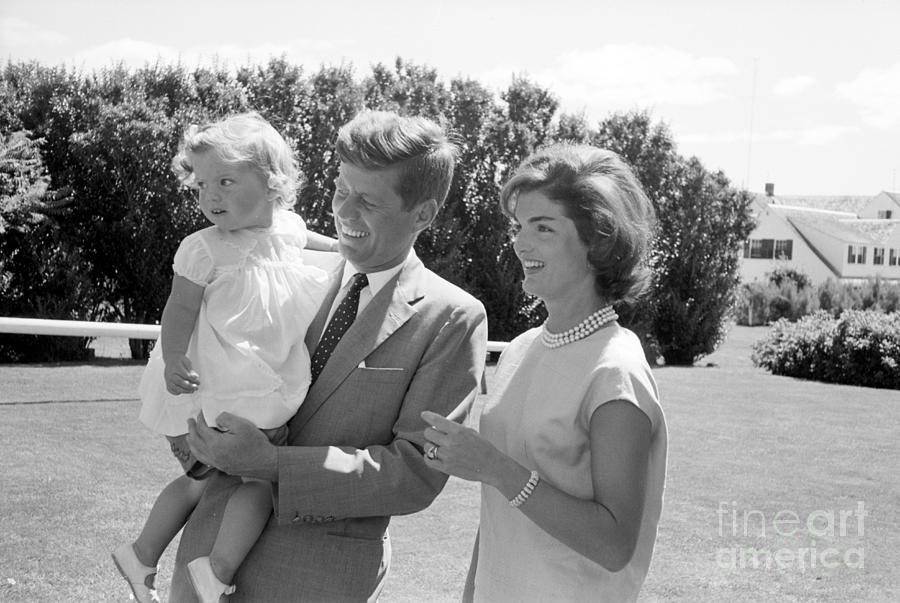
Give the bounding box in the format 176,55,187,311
426,445,439,461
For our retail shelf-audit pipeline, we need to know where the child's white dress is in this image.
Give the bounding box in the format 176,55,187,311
139,210,331,437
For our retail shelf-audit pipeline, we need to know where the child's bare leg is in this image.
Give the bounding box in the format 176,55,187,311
133,475,207,567
207,479,273,584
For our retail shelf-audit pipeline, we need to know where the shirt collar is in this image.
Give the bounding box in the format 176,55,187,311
340,250,415,297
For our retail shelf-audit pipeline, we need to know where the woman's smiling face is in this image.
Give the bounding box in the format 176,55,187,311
511,188,595,304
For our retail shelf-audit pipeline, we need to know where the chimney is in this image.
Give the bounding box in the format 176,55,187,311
765,182,775,197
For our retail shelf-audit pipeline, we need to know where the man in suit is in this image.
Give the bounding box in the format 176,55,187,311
169,110,488,601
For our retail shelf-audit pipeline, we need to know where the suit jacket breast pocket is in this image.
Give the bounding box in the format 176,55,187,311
355,366,407,384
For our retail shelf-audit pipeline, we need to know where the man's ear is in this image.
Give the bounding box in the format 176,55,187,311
413,199,439,232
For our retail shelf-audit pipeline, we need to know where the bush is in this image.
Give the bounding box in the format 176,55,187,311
735,280,819,325
767,265,812,290
737,277,900,326
0,130,97,362
751,310,900,389
817,278,900,316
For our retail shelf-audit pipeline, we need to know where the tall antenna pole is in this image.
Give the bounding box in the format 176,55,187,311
746,58,758,191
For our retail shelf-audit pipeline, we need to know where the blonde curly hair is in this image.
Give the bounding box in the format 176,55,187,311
172,112,301,209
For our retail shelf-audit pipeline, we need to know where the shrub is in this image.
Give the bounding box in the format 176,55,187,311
752,310,900,389
816,278,844,315
767,265,812,290
817,278,900,317
880,283,900,314
735,280,819,326
0,131,97,362
738,277,900,326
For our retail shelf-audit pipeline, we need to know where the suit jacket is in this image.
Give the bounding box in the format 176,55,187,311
171,252,488,602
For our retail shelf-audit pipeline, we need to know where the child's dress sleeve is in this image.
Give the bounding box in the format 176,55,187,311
281,210,309,249
172,232,215,285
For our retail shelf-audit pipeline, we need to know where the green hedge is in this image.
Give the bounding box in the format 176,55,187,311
751,310,900,389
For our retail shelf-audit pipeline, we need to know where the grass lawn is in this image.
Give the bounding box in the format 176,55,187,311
1,326,898,602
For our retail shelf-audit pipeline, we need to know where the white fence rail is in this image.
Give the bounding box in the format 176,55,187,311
0,317,161,339
0,317,509,353
0,316,506,393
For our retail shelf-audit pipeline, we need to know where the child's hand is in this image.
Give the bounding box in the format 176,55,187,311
164,354,200,395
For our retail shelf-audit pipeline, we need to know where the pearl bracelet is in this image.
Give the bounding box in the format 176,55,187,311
509,470,540,508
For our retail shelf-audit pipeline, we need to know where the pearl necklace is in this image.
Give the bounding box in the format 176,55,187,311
541,305,618,348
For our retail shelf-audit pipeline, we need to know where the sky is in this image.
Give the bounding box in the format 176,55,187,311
2,0,899,196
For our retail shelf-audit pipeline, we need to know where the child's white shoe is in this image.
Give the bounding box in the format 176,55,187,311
187,556,235,603
111,543,159,603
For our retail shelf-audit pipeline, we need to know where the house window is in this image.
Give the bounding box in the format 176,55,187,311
747,239,773,258
775,240,793,260
744,238,791,259
874,247,885,265
877,210,893,219
848,245,867,264
891,249,898,266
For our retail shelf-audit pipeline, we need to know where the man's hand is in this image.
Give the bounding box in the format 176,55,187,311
164,354,200,395
186,412,279,481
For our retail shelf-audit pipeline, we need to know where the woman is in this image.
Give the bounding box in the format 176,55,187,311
422,144,667,601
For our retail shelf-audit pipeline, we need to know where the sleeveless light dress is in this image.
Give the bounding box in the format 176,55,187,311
474,324,668,602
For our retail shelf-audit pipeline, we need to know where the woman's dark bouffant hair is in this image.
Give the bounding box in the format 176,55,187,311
499,144,656,305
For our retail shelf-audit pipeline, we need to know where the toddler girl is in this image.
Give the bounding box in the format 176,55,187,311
112,113,335,603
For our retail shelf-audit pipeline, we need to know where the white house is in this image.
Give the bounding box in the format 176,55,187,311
860,191,900,219
740,188,900,284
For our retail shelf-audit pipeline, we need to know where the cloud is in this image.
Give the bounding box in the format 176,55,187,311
836,62,900,128
186,41,341,69
0,17,67,48
480,44,738,115
678,125,857,146
69,39,181,70
773,75,815,96
793,125,857,145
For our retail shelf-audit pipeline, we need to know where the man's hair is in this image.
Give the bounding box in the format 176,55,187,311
172,112,301,209
500,143,657,305
335,110,458,210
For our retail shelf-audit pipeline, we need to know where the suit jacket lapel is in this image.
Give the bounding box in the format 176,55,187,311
293,256,423,431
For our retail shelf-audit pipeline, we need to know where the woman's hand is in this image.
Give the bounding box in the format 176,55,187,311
164,354,200,395
421,410,508,487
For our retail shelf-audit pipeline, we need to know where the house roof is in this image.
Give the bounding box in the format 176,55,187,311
881,191,900,205
847,219,900,244
761,198,900,246
768,194,871,215
782,210,878,244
